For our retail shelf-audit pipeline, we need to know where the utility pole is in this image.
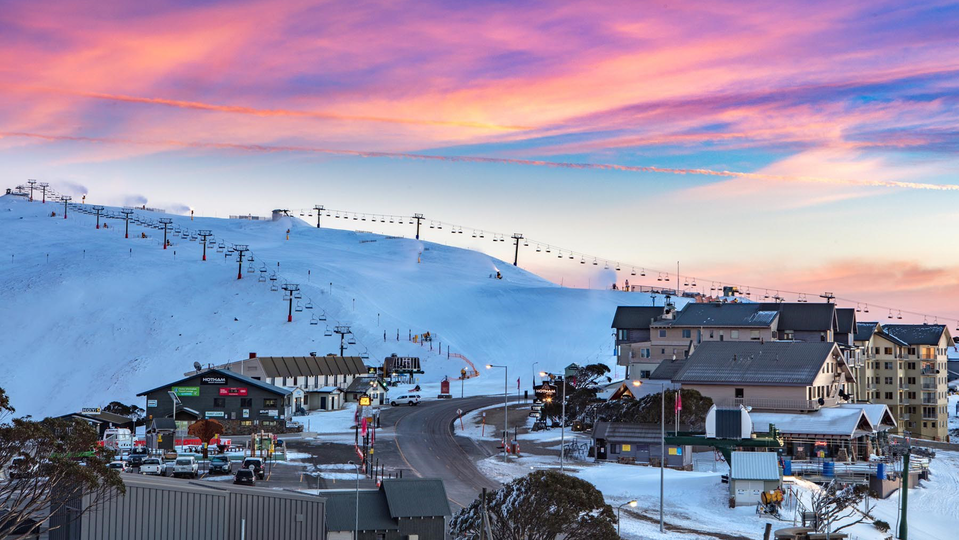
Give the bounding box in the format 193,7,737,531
899,448,910,540
660,385,665,533
27,180,37,202
486,364,509,462
234,245,249,279
120,208,134,238
60,196,71,219
282,283,299,322
413,213,424,239
159,218,172,249
334,326,353,356
197,230,213,260
313,205,324,228
39,182,49,203
92,206,104,229
511,233,524,266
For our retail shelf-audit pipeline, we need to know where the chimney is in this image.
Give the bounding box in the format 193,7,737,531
249,352,257,359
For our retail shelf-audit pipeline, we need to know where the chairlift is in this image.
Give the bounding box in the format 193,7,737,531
353,214,358,220
218,242,225,248
318,311,327,321
347,337,357,345
691,278,698,287
523,240,529,247
430,222,435,229
897,311,903,320
258,273,266,283
479,232,485,238
324,326,333,336
437,224,443,230
568,254,574,260
640,269,646,276
248,263,255,273
295,302,303,312
310,314,319,326
247,255,254,262
863,303,869,313
294,291,302,299
361,214,366,221
304,299,314,309
270,283,279,292
535,245,541,252
580,257,585,265
190,235,198,241
472,231,477,238
888,310,893,319
630,267,636,276
270,274,278,281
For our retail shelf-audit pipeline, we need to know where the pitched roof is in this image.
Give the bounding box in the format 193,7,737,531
611,306,666,329
255,356,367,378
836,308,857,334
872,331,908,347
749,407,874,438
730,451,780,481
324,490,398,531
649,357,686,380
137,368,291,397
838,403,897,430
149,418,177,431
855,322,879,342
345,376,387,394
592,421,662,442
653,303,779,328
672,341,840,386
758,302,836,332
381,479,452,518
880,324,949,346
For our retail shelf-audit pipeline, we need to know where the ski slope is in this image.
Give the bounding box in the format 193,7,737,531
0,195,685,418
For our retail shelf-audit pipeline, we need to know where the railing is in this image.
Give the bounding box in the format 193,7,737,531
922,414,938,420
922,384,936,390
922,399,937,405
725,397,824,411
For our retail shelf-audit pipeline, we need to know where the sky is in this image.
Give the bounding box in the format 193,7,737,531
2,0,959,322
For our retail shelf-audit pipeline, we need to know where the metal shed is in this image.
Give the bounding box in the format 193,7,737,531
729,451,781,507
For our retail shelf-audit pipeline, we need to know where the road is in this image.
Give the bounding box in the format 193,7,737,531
382,396,507,509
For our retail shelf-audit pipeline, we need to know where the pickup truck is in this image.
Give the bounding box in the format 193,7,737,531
128,449,150,468
172,456,199,479
139,458,164,476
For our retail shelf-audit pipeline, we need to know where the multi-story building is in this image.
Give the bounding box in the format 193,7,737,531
855,323,952,441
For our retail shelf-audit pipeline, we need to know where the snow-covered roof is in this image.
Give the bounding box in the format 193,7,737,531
838,403,897,430
730,451,780,481
310,386,342,393
749,407,874,438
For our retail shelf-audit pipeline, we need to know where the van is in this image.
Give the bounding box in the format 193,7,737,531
390,394,421,407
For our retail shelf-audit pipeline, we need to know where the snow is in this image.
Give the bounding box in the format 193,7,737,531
0,194,684,417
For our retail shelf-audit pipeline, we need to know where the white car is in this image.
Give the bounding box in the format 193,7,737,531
390,394,421,406
172,457,199,478
139,458,164,476
107,461,130,473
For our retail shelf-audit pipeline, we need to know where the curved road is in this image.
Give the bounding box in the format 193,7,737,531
384,396,507,508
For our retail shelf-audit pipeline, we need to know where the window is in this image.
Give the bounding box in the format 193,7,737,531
682,329,691,339
884,347,893,355
735,388,744,399
659,330,667,338
884,362,893,370
885,392,893,399
640,348,651,358
884,377,893,385
213,398,226,408
661,349,666,355
240,398,252,407
719,331,724,342
263,398,277,408
907,362,916,370
617,329,628,340
820,332,826,342
730,330,739,339
611,445,620,455
908,347,916,356
750,330,760,340
709,330,714,339
785,331,794,340
640,370,651,379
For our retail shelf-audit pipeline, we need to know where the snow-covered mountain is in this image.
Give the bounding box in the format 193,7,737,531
0,194,682,418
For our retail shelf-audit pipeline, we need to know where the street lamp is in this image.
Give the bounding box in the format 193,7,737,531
541,371,568,472
632,380,665,533
531,362,539,390
618,500,638,537
347,460,360,540
486,364,509,462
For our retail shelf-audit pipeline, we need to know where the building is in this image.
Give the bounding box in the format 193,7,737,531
383,354,423,383
324,478,452,540
48,473,325,540
612,306,666,378
138,367,293,434
345,376,389,405
729,451,781,507
854,323,953,440
55,410,135,438
592,422,692,468
667,341,856,413
747,404,895,461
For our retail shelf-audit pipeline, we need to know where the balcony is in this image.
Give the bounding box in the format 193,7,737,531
902,413,910,421
921,383,937,390
922,414,938,421
725,397,826,412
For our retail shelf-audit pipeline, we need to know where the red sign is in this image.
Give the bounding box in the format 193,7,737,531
219,387,248,396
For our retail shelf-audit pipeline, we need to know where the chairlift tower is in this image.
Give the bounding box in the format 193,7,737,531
159,218,173,249
282,283,300,322
60,196,71,219
120,208,134,238
234,245,249,279
413,213,424,240
27,180,37,202
511,233,524,266
197,230,213,260
313,205,324,228
39,182,49,203
92,206,105,229
334,325,353,356
820,292,835,303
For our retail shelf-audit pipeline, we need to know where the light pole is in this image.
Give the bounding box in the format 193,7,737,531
541,371,567,472
347,460,360,540
531,362,539,392
634,379,665,533
618,500,638,537
486,364,508,462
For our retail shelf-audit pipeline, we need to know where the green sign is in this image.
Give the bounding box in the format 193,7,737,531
172,386,200,397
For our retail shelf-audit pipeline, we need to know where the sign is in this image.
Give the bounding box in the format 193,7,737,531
205,411,225,418
259,409,279,417
814,440,827,447
201,376,227,385
534,383,556,401
219,387,248,396
172,386,200,397
81,407,101,414
622,444,631,452
669,447,682,455
147,399,157,407
368,367,377,374
359,396,371,406
242,409,250,418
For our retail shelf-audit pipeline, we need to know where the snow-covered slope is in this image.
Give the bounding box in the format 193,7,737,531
0,195,684,417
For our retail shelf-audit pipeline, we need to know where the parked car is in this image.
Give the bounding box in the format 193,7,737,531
209,456,232,475
128,449,150,468
172,456,199,479
107,461,129,473
233,468,256,486
7,457,36,480
241,457,265,480
139,458,164,476
390,394,421,406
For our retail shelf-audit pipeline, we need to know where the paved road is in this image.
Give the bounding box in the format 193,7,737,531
383,397,507,509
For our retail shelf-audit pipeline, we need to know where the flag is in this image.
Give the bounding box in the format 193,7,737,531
517,377,521,390
675,390,682,413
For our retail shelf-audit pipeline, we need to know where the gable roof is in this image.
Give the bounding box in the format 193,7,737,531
872,331,908,347
592,421,663,442
672,341,841,386
880,324,949,346
855,322,879,342
730,451,780,481
836,308,857,334
749,407,874,438
323,490,398,531
653,303,779,328
381,478,452,518
611,306,666,329
137,368,291,397
759,302,837,332
148,418,177,432
649,357,686,380
838,403,897,430
255,356,367,378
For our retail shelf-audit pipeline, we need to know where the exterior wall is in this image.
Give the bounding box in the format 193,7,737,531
600,441,691,468
683,384,819,410
397,516,449,540
785,330,833,342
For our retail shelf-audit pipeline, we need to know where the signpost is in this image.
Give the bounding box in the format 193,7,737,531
172,386,200,397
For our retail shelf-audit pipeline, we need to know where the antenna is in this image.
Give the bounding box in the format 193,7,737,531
197,230,213,261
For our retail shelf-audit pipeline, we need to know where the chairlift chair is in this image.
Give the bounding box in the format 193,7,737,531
247,255,254,262
248,263,255,273
318,311,327,321
304,299,314,309
295,302,303,312
294,291,302,299
270,274,277,281
324,327,333,336
270,283,279,292
310,314,318,326
258,274,266,283
347,337,357,345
